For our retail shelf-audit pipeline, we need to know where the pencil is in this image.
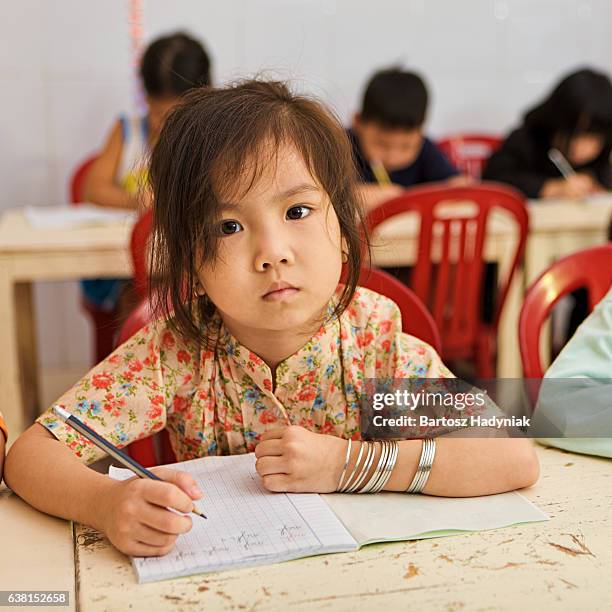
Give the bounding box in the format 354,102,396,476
371,160,392,185
53,405,207,519
548,148,575,179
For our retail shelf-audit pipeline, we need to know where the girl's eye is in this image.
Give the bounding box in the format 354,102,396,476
220,220,243,235
286,205,312,220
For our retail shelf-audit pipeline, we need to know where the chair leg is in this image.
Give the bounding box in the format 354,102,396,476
83,306,122,364
94,320,118,363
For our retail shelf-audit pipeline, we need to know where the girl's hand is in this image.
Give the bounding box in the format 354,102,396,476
99,467,203,557
254,426,346,493
541,174,600,199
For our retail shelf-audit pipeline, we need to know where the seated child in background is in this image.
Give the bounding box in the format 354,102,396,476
0,411,6,482
6,80,538,558
84,31,211,210
81,31,211,317
483,67,612,199
349,67,466,210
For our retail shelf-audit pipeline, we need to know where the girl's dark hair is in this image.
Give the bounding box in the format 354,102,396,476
524,67,612,158
149,80,368,345
140,32,211,98
360,67,428,130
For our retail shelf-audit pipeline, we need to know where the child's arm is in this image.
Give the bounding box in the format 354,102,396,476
5,423,202,556
83,121,145,210
254,426,538,496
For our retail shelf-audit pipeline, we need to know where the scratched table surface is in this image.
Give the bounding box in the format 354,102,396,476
74,445,611,611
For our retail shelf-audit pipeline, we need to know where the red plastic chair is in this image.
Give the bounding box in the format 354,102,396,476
437,134,501,179
519,244,612,378
70,155,124,363
357,266,441,353
130,209,153,299
70,155,98,204
366,183,529,377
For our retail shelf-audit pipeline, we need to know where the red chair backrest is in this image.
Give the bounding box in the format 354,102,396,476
70,155,98,204
437,134,501,179
366,183,528,359
357,266,441,353
519,244,612,378
130,209,154,300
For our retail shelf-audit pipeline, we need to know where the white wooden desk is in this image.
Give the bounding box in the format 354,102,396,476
0,486,75,611
0,210,132,436
70,446,611,611
2,199,611,437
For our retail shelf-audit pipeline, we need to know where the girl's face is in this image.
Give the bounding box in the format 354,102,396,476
197,144,344,339
567,133,604,166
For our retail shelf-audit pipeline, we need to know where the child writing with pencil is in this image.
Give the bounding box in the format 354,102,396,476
483,67,612,199
349,67,468,210
6,81,538,558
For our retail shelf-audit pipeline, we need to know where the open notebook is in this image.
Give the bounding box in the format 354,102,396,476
109,454,547,583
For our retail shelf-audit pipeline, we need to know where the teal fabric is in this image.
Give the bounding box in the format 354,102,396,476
533,286,612,458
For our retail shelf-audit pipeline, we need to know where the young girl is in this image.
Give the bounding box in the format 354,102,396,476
483,67,612,199
80,31,211,317
6,81,538,558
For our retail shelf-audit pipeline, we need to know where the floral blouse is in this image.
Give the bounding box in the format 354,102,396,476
38,287,475,464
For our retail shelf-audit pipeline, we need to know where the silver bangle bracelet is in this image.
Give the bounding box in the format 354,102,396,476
336,438,352,492
340,440,365,493
346,441,375,493
360,441,388,494
406,438,436,494
372,440,398,493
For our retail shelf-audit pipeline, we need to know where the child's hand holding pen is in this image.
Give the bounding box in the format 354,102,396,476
51,406,205,557
543,148,604,199
100,466,203,557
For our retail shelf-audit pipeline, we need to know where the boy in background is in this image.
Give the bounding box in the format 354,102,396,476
349,67,466,210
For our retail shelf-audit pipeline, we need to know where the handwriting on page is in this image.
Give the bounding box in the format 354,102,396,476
131,455,325,580
109,453,357,582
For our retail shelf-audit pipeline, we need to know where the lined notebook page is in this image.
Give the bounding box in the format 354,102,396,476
109,454,357,583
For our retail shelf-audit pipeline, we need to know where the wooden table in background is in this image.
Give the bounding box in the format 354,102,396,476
70,446,612,611
0,210,132,436
2,199,612,437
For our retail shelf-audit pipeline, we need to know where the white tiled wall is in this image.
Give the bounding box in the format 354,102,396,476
1,0,611,369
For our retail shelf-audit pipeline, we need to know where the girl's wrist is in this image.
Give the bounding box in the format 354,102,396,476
84,476,122,534
330,437,350,490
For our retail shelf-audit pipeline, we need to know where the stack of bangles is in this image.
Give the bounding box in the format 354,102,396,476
336,438,437,494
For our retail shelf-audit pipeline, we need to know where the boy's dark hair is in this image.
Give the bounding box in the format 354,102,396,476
360,68,428,130
149,80,368,345
524,67,612,157
140,32,211,98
